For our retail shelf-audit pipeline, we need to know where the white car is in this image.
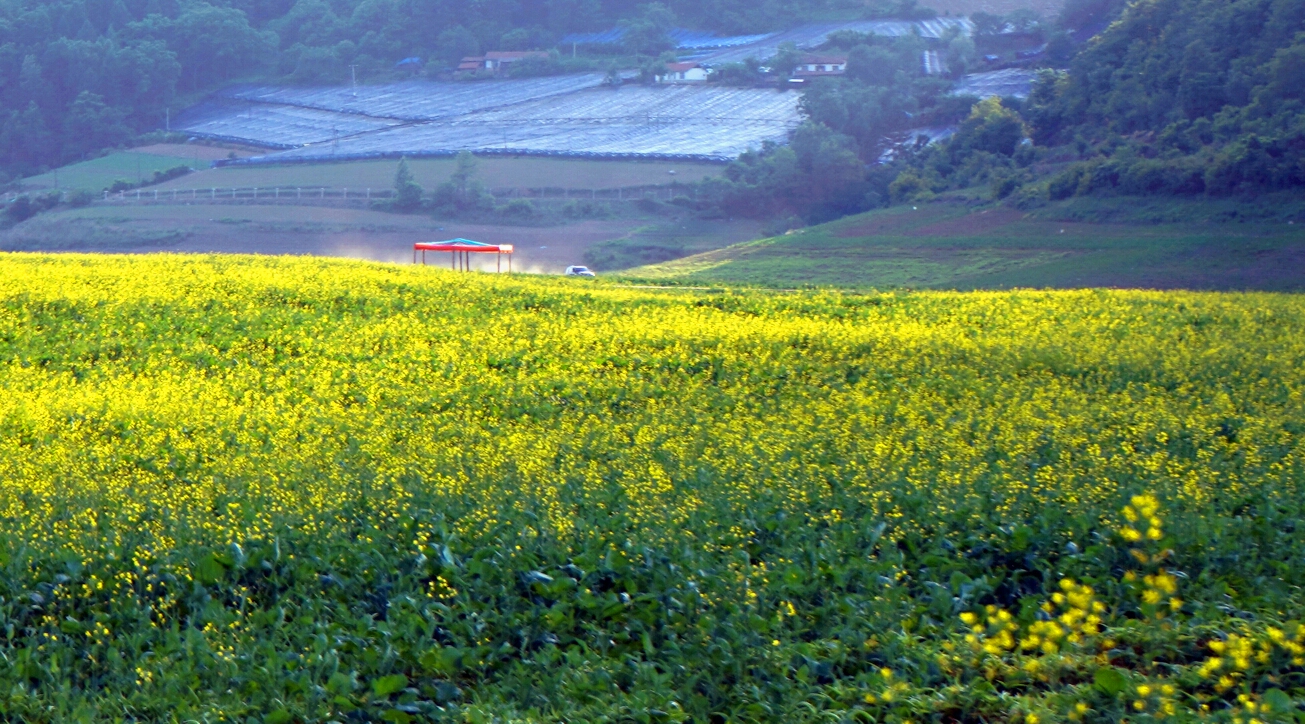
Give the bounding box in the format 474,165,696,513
564,265,596,277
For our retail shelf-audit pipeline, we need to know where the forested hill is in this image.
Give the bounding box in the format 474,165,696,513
0,0,854,181
711,0,1305,224
1023,0,1305,193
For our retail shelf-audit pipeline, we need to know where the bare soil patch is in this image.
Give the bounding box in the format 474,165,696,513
905,208,1029,237
833,208,944,237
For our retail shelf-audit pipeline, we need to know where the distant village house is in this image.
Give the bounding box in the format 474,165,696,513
458,50,550,75
657,62,709,84
794,54,847,77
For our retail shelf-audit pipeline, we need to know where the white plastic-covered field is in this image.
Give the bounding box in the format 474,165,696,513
224,74,608,121
177,101,403,148
185,83,802,162
701,18,974,64
270,116,788,161
953,69,1037,99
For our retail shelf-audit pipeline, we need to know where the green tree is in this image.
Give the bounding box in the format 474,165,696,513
951,97,1026,156
433,151,490,212
432,26,479,70
846,45,900,87
620,3,675,56
62,91,130,158
768,42,801,79
127,2,276,91
393,157,423,211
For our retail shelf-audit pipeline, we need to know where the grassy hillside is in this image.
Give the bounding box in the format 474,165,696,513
0,254,1302,721
17,150,206,193
630,197,1305,290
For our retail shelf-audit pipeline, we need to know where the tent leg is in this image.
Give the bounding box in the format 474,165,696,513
498,253,501,273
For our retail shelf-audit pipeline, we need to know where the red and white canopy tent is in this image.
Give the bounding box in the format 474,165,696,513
414,238,514,272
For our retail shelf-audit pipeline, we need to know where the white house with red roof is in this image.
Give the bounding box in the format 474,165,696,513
657,61,709,83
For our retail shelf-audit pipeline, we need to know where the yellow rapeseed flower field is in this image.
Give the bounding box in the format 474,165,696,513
0,253,1301,722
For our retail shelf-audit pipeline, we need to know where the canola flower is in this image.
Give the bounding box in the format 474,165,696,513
959,497,1305,722
0,254,1301,721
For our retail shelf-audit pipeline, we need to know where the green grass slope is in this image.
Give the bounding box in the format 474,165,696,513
629,196,1305,290
19,149,207,192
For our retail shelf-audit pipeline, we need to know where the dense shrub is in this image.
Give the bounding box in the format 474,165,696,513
67,189,95,207
2,194,33,223
562,200,611,219
499,198,537,218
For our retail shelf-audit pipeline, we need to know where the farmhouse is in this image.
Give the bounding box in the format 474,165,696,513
458,51,550,74
657,62,709,84
794,54,847,77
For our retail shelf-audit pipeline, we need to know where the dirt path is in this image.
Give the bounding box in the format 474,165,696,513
0,204,755,275
144,219,640,273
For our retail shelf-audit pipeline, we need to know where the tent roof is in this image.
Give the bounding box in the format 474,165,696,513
414,238,514,253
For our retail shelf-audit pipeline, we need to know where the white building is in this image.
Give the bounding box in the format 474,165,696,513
658,62,709,83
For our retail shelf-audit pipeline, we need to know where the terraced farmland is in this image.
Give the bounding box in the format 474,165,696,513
174,18,986,164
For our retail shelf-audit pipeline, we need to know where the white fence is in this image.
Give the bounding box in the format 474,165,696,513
97,183,697,205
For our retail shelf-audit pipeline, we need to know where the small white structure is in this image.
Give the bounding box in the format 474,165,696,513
658,62,709,83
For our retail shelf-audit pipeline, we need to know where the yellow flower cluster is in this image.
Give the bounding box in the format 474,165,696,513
861,667,911,705
960,579,1102,660
1120,494,1164,543
961,606,1018,655
1199,625,1305,691
955,495,1304,721
1131,682,1179,716
1027,579,1106,654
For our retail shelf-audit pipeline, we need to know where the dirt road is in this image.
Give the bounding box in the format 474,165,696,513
0,203,760,275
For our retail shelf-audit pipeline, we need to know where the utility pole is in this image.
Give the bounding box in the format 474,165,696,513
165,107,170,133
350,65,359,98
